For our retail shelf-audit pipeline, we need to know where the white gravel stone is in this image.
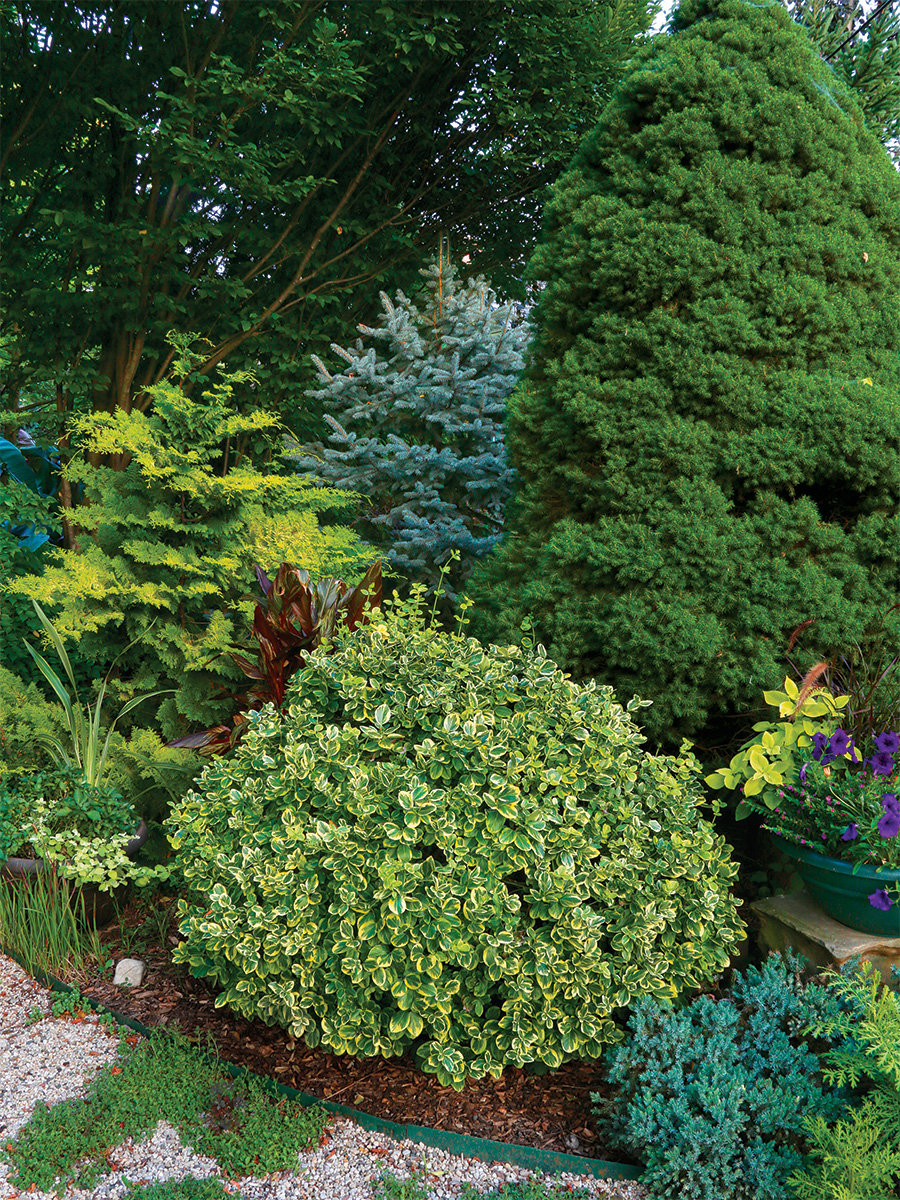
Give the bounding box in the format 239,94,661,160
113,959,147,989
0,953,647,1200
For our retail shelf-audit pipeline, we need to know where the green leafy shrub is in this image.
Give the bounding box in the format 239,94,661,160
788,962,900,1200
0,663,69,777
0,767,168,892
0,663,197,825
0,483,93,698
167,587,744,1090
594,953,850,1200
0,571,57,691
0,524,53,685
102,725,203,828
24,601,171,788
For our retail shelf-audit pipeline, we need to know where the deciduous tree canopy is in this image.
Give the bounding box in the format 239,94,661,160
1,0,658,439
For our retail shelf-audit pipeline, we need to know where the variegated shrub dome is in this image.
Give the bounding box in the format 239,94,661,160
168,592,744,1088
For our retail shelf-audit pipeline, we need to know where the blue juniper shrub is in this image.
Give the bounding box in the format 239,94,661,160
594,953,851,1200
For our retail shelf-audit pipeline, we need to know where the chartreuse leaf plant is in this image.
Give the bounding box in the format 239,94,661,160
5,333,377,742
167,582,744,1091
705,675,853,817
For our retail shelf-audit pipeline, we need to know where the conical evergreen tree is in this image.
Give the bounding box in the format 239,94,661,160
465,0,900,752
288,250,528,601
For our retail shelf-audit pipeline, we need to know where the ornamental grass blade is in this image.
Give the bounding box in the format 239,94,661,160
23,639,73,716
30,601,80,694
85,676,109,785
32,732,73,771
114,689,175,723
23,640,84,772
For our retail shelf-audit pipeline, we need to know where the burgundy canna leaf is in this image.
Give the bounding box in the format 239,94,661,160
168,560,382,757
227,652,267,681
254,564,272,596
167,726,234,752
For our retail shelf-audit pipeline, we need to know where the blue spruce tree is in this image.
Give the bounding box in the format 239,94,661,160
288,250,528,602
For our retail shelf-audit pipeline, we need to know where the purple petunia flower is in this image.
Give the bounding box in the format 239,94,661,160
828,729,851,757
799,762,810,785
869,888,894,912
840,823,859,841
867,750,896,776
874,731,900,756
812,732,828,761
877,797,900,838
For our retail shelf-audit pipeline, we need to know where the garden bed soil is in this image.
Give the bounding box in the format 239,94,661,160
72,895,639,1168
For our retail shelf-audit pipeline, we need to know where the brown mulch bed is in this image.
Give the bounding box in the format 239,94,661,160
72,894,638,1167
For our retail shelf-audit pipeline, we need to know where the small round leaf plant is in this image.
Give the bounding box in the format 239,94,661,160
167,587,744,1090
707,678,900,911
0,768,167,892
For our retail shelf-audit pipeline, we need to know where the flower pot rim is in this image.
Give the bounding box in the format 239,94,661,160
770,832,900,881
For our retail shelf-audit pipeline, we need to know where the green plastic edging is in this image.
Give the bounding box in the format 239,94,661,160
0,945,643,1182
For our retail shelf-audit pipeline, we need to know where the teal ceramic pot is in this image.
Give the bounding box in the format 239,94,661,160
771,835,900,938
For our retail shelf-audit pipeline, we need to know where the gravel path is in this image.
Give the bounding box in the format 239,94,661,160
0,953,646,1200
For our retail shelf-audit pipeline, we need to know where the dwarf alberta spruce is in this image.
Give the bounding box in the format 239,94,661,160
167,590,744,1090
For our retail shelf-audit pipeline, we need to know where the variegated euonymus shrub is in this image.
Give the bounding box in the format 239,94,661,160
167,592,745,1089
